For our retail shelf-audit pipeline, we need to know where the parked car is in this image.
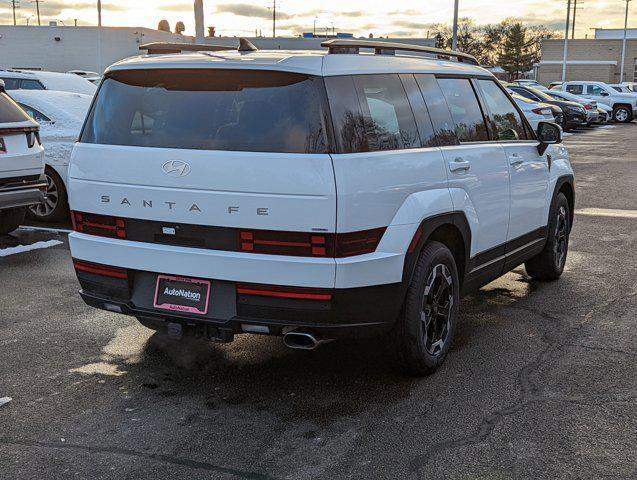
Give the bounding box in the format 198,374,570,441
67,70,101,84
562,81,637,123
0,69,96,95
0,81,46,235
545,90,601,125
68,40,574,375
8,90,92,221
507,84,588,130
512,79,549,91
609,84,637,95
510,92,560,130
549,82,562,90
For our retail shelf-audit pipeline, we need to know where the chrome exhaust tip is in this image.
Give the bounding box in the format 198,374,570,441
283,331,325,350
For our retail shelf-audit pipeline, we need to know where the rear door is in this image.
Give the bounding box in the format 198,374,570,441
475,79,549,247
71,69,336,234
420,75,511,264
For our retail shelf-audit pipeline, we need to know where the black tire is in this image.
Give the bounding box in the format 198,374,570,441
0,207,27,235
525,192,570,281
28,167,69,222
393,241,460,376
612,105,632,123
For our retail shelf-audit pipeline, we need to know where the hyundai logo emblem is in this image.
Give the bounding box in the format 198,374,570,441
162,160,191,177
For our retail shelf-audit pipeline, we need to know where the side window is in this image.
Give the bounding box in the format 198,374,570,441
477,79,528,141
20,80,45,90
586,85,604,96
352,74,420,151
1,78,21,90
511,87,539,101
565,84,584,95
324,76,368,153
437,78,489,143
17,103,51,122
414,74,459,146
398,74,437,147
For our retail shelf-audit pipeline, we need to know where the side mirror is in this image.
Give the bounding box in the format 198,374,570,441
536,121,562,155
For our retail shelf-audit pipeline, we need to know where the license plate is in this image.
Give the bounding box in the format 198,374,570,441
153,275,210,315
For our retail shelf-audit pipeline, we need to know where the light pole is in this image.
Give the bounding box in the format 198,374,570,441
97,0,103,75
620,0,632,82
562,0,572,83
452,0,459,50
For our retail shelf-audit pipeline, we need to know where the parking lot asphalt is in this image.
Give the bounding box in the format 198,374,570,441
1,125,636,480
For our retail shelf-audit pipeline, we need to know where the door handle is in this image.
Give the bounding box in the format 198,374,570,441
449,158,471,172
509,153,524,166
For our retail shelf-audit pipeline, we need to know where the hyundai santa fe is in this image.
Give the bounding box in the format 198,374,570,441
68,39,574,375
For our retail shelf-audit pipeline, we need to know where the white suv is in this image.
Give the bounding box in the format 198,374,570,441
0,82,46,235
562,81,637,123
68,40,574,375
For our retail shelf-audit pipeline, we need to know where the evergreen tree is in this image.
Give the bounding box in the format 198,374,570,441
498,23,535,79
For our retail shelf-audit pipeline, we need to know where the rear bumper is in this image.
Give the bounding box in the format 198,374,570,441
0,179,46,210
76,268,405,339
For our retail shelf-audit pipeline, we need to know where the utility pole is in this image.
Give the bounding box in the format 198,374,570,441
10,0,20,26
272,0,276,38
97,0,103,75
572,0,577,39
620,0,632,82
562,0,572,83
34,0,40,25
452,0,459,50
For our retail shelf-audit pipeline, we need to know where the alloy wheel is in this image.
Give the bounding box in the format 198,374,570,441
615,109,629,122
421,263,454,356
30,173,58,218
554,205,568,269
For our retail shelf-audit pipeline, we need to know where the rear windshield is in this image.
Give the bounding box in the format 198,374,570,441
80,69,329,153
0,92,32,123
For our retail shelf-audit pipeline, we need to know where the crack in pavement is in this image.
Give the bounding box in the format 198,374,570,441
407,289,637,478
0,437,278,479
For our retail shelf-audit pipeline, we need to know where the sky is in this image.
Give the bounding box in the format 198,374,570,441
0,1,633,38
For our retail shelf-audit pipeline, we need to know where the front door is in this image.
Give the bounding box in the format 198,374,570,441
475,79,550,245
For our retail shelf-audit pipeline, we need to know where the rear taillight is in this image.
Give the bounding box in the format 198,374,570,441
238,229,334,257
72,211,127,239
532,108,552,115
236,283,332,301
73,259,128,279
584,104,593,110
237,227,386,258
334,227,386,257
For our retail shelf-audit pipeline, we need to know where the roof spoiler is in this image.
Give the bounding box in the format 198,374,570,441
320,39,479,65
139,38,258,55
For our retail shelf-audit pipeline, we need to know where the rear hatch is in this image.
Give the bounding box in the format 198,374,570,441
0,92,42,183
69,68,336,235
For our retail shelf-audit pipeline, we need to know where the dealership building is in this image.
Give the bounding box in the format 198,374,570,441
537,28,637,85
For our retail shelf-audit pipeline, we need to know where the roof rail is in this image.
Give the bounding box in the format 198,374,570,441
320,39,479,65
139,42,236,55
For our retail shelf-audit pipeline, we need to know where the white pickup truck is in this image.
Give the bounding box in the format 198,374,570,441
562,81,637,123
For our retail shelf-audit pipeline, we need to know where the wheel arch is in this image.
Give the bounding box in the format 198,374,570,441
402,212,471,288
553,175,575,232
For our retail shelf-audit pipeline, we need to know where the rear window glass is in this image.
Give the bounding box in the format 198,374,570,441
80,69,330,153
0,92,32,123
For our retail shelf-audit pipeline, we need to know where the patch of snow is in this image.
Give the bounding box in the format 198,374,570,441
0,239,63,257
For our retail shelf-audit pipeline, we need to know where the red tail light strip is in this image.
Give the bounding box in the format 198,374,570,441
71,211,386,258
72,211,127,239
73,260,128,279
236,284,332,301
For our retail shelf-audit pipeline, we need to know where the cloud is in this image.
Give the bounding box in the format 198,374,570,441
34,1,126,17
158,4,193,13
214,3,291,20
